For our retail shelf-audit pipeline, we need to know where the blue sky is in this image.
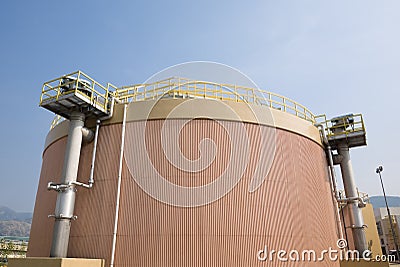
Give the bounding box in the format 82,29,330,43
0,0,399,212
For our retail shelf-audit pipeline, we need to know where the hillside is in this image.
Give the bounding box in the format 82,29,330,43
0,220,30,237
0,206,32,237
369,196,400,208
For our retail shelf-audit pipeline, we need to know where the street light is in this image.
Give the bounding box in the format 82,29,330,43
376,166,400,262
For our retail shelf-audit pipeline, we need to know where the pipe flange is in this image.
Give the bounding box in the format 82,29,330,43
48,214,78,220
351,225,366,230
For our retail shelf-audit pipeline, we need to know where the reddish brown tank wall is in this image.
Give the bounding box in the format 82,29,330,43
28,119,339,267
28,124,121,259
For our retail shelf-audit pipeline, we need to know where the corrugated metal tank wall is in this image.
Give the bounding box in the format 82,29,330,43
28,116,339,266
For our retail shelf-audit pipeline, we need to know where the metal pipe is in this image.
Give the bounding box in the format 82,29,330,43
100,97,117,121
50,111,85,257
317,125,339,198
339,191,350,249
81,127,94,143
48,119,100,191
337,143,368,254
88,120,101,186
332,154,344,165
110,104,127,267
317,124,344,241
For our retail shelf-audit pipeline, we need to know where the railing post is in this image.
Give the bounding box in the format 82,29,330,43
269,93,272,108
57,79,62,101
283,98,286,112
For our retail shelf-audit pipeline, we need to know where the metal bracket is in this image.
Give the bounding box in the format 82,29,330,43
47,182,74,192
47,181,93,191
337,196,367,207
48,214,78,220
350,224,367,229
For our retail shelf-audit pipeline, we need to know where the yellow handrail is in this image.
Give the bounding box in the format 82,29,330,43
316,114,365,139
44,74,319,129
50,115,65,129
40,71,114,113
114,77,317,123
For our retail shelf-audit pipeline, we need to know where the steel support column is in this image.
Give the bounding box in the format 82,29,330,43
337,143,368,255
50,111,85,257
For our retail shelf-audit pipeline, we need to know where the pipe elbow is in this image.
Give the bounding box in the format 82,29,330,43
315,124,329,145
333,154,343,165
81,127,94,143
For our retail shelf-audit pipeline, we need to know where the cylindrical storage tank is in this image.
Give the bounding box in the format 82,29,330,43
28,97,339,266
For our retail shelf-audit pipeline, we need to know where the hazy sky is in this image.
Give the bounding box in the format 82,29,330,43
0,1,399,212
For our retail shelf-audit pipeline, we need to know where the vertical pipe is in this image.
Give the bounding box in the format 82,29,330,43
88,120,101,185
326,146,344,241
337,143,368,254
110,104,127,267
317,124,344,241
339,192,350,249
50,111,85,257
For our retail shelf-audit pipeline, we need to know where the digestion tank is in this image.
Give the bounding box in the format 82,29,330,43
29,77,339,266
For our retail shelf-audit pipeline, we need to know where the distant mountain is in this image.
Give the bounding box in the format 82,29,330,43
0,206,32,223
369,196,400,208
0,221,30,237
0,206,32,237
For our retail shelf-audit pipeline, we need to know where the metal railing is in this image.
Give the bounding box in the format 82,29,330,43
50,115,65,129
45,74,319,129
115,77,316,123
315,114,365,139
40,70,117,113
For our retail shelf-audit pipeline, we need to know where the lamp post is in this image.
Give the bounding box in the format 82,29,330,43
376,166,400,262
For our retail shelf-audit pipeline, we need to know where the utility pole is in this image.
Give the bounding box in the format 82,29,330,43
376,166,400,262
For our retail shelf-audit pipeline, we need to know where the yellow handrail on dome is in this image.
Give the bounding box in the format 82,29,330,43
115,77,316,123
47,75,319,129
